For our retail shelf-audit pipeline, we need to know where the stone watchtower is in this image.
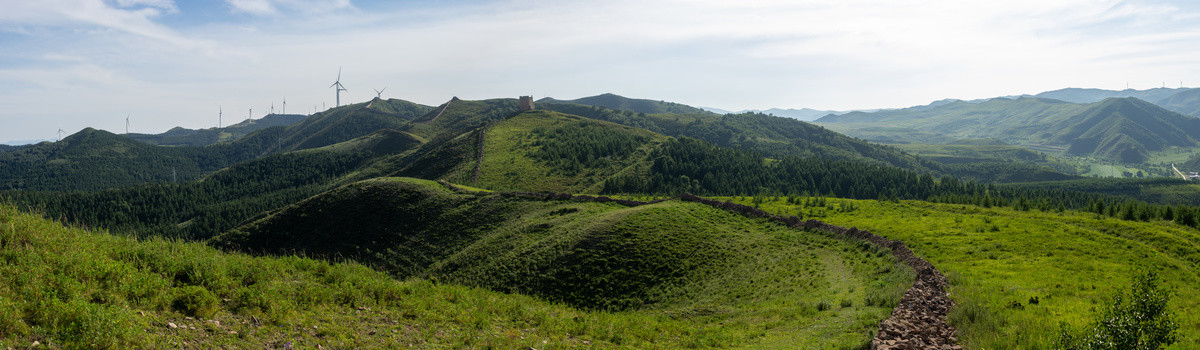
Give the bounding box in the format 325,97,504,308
519,96,535,111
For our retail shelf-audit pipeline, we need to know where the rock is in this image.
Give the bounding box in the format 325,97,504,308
168,322,178,329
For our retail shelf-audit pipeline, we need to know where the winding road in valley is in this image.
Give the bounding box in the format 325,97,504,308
1173,163,1188,180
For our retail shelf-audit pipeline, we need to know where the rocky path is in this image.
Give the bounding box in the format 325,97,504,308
674,194,961,349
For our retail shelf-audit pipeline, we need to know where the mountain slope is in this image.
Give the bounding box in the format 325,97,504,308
272,99,433,152
5,201,895,349
1051,98,1200,162
126,113,308,147
0,128,282,191
402,97,519,139
1155,88,1200,116
1034,87,1189,104
538,93,714,115
817,97,1200,162
757,107,843,121
538,102,937,172
213,178,911,329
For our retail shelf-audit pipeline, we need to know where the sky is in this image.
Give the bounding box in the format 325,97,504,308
2,0,1200,144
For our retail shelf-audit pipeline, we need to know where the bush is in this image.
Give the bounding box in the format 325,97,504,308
1057,270,1178,349
172,286,220,318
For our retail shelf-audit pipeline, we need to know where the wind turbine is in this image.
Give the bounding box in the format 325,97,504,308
330,68,347,107
57,128,65,142
125,114,130,134
270,102,275,115
282,97,286,114
219,106,223,128
248,108,252,122
374,87,386,100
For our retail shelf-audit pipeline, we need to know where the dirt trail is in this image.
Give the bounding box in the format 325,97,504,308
416,98,455,124
432,183,961,348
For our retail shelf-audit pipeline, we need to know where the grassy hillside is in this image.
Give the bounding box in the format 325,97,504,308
538,102,937,172
471,110,661,193
1157,88,1200,116
0,128,285,191
403,97,519,139
723,196,1200,349
817,97,1200,163
2,129,429,240
126,113,308,147
538,93,714,115
212,177,914,347
0,201,911,349
1051,98,1200,162
273,99,432,152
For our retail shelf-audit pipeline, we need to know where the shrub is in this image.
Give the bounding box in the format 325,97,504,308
172,286,220,318
1056,270,1178,349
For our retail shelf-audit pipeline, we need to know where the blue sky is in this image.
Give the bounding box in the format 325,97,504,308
2,0,1200,143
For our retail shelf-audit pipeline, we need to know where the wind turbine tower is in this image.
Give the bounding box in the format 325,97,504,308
125,114,130,134
57,128,65,142
374,87,386,99
330,68,348,107
248,108,252,122
282,97,287,114
219,106,223,128
271,102,275,115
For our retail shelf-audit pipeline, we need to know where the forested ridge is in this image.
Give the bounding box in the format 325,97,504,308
603,137,1200,229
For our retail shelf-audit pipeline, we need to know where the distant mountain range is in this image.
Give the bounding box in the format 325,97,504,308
817,96,1200,163
125,113,309,147
699,107,848,121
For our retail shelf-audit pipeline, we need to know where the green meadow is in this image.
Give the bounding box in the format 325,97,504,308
720,196,1200,349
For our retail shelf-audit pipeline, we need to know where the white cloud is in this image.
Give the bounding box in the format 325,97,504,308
226,0,276,15
0,0,207,49
225,0,354,16
3,0,1200,142
114,0,179,13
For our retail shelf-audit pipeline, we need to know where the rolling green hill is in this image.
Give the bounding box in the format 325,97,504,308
538,102,938,172
538,93,715,115
212,177,912,346
1156,88,1200,116
398,110,662,193
0,199,907,349
817,97,1200,163
401,97,518,139
0,128,285,191
2,127,431,239
272,99,433,152
126,113,308,147
1051,98,1200,162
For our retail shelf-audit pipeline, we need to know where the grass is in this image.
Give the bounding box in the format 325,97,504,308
212,177,915,347
473,110,661,193
0,192,915,349
720,195,1200,349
